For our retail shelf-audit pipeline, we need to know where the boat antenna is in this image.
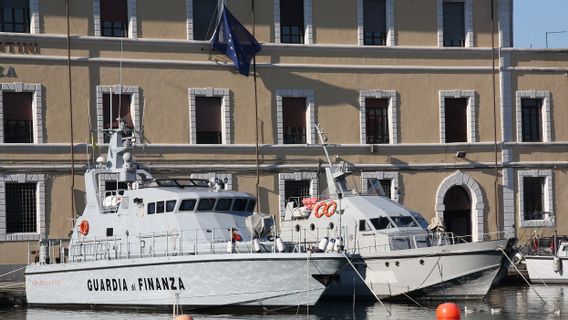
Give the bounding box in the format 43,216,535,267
66,0,76,225
252,0,261,214
314,123,334,171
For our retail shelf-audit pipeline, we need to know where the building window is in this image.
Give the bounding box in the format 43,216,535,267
516,91,551,143
0,0,29,33
437,0,472,47
518,170,553,228
276,89,315,144
5,183,36,233
94,0,136,38
443,1,464,47
523,177,544,221
359,90,397,144
362,0,386,45
439,90,476,143
3,92,33,143
190,0,218,40
0,174,45,241
521,98,542,142
365,98,389,144
96,85,140,144
283,97,306,144
444,98,467,143
274,0,312,44
100,0,128,37
0,83,44,144
189,88,231,145
195,97,222,144
362,171,399,201
279,172,317,215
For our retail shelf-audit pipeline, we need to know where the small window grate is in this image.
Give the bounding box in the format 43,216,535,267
6,183,37,233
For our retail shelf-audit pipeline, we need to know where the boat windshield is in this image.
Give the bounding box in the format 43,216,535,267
391,216,419,228
369,217,393,230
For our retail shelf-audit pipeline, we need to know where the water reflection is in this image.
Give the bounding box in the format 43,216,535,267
1,283,567,320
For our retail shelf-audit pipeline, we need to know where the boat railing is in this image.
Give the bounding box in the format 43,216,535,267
60,227,292,264
278,225,350,252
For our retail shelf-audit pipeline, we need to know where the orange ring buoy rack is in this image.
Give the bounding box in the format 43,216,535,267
79,220,90,236
312,202,328,218
325,201,337,217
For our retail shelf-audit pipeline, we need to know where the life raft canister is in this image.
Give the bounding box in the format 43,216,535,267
79,220,90,236
325,201,337,217
312,201,328,218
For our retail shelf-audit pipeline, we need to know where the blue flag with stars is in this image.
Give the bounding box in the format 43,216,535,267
210,6,262,76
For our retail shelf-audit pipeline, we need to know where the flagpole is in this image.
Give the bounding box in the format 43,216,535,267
252,0,261,214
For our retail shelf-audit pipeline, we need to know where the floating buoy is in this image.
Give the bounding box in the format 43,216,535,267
553,256,562,273
436,302,461,320
318,237,329,251
175,315,193,320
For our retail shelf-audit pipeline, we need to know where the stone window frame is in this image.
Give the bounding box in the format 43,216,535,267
515,90,551,143
0,174,45,241
273,0,313,44
361,171,399,201
278,172,318,216
357,0,395,46
276,89,315,145
435,170,484,242
95,85,141,144
437,0,473,48
439,90,476,143
188,88,231,145
0,82,44,144
359,90,398,144
190,173,233,190
518,169,554,228
93,0,138,38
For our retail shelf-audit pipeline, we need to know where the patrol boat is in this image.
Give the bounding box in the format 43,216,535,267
279,125,515,300
25,121,347,310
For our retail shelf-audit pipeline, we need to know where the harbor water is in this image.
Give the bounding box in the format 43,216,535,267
1,281,566,320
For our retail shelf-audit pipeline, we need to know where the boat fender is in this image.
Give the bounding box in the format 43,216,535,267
226,240,235,253
334,237,344,252
313,202,328,218
79,220,90,236
326,238,336,252
252,238,261,253
318,237,329,251
276,236,285,253
325,201,337,217
553,256,562,273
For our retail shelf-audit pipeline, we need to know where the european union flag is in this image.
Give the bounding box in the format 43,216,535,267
211,6,262,76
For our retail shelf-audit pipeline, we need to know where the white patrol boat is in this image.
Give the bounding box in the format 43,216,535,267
25,121,347,310
279,125,516,300
525,235,568,284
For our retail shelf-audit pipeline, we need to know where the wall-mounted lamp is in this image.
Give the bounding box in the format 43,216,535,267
456,151,467,159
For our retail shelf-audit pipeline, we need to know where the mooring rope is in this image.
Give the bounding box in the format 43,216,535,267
497,247,545,303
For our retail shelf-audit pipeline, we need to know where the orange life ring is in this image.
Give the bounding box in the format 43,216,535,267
313,202,328,218
79,220,90,236
325,201,337,217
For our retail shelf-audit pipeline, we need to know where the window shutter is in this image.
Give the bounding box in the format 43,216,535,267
283,97,306,128
363,0,386,34
3,92,32,120
281,0,304,27
101,0,128,22
193,0,218,40
195,97,221,132
444,98,467,143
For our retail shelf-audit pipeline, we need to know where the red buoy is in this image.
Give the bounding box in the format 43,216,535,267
436,302,461,320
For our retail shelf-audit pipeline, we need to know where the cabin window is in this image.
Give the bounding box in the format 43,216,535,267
166,200,176,212
147,203,156,215
179,199,197,212
358,220,372,232
196,198,216,211
232,198,247,211
3,92,33,143
246,199,256,212
214,198,232,212
370,217,392,230
391,216,418,228
156,201,165,214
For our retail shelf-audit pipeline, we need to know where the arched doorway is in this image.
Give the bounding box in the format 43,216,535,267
443,186,472,242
